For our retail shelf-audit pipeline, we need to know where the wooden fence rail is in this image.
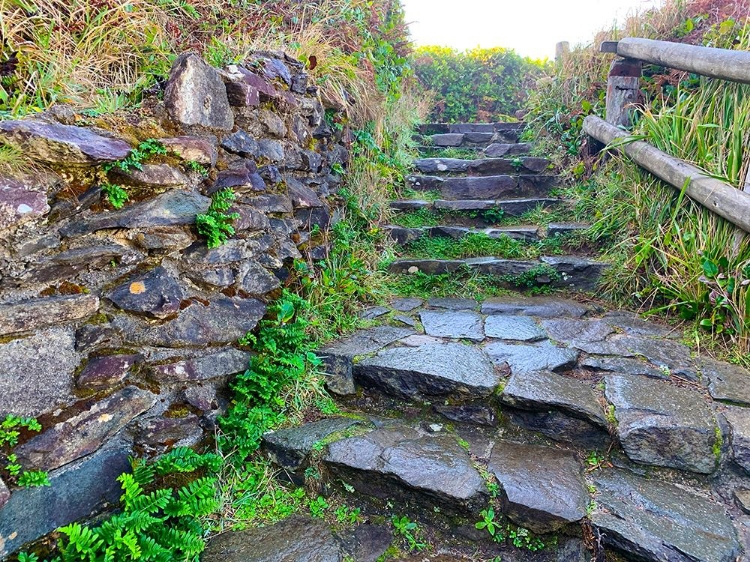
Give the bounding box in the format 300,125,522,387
603,38,750,85
576,37,750,233
583,116,750,233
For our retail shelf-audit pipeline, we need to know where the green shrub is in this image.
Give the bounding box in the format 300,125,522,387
412,46,547,122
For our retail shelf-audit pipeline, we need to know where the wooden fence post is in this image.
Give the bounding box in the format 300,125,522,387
605,58,642,128
555,42,569,66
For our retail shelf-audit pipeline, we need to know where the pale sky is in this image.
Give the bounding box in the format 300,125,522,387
402,0,664,59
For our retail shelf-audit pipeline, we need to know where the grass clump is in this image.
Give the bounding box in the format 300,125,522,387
525,0,750,360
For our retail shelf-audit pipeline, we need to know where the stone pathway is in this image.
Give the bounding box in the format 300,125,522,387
226,293,750,562
203,123,750,561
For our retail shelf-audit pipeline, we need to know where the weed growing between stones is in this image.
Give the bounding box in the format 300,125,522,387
391,515,426,552
0,415,49,489
195,189,240,249
99,138,168,209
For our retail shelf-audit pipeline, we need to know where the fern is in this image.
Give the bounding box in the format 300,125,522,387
195,188,239,248
46,449,219,562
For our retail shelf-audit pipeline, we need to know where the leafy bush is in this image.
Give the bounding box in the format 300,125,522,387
412,46,547,122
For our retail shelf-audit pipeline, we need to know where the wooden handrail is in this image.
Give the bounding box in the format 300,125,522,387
583,115,750,233
602,38,750,85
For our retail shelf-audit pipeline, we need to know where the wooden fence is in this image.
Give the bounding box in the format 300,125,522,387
580,37,750,233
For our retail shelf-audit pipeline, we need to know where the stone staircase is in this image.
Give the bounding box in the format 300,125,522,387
233,295,750,562
387,122,607,291
199,124,750,562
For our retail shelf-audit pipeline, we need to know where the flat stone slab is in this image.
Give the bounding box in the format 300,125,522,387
0,294,99,336
203,516,342,562
104,266,182,319
426,298,477,310
114,296,265,348
420,310,484,341
601,310,679,338
0,327,79,417
15,386,156,471
723,406,750,474
591,469,741,562
484,340,578,374
484,143,532,157
580,355,666,378
605,375,719,474
407,174,553,200
488,441,588,533
320,326,415,359
390,297,423,312
355,343,499,400
540,318,614,346
700,357,750,406
484,315,546,341
501,370,607,428
0,175,50,231
325,425,486,511
263,417,363,471
60,190,211,237
0,119,131,165
0,446,131,559
481,296,590,318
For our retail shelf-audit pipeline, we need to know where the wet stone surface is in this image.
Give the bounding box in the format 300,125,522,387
488,440,588,533
605,375,719,474
355,342,499,401
591,469,741,562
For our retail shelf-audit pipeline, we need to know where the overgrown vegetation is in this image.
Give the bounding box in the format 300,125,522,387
99,138,168,209
412,46,547,122
524,0,750,360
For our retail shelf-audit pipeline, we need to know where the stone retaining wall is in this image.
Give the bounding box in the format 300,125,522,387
0,51,347,556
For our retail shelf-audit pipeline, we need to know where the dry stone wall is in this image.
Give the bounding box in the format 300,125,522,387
0,51,347,556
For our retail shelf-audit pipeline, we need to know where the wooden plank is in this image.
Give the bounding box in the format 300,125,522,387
583,115,750,233
615,37,750,84
605,58,642,127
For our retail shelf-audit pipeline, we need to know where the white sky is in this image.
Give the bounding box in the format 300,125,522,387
402,0,664,59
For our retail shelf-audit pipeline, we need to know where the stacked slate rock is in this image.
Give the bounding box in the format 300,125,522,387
0,51,349,555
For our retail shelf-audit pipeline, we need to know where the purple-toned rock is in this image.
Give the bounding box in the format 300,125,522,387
126,226,194,252
0,176,49,231
239,261,281,295
161,136,217,166
104,266,183,318
225,80,261,107
287,177,323,208
15,386,156,471
113,163,188,188
183,385,218,411
0,294,99,336
211,162,265,194
151,348,250,382
165,53,234,131
76,354,141,390
0,119,131,164
221,130,259,157
137,414,203,454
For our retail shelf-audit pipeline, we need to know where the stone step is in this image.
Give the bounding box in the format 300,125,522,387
425,130,520,147
417,122,526,135
383,223,590,245
406,175,557,201
413,156,550,176
416,142,533,158
389,197,562,216
388,255,608,291
384,224,542,245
